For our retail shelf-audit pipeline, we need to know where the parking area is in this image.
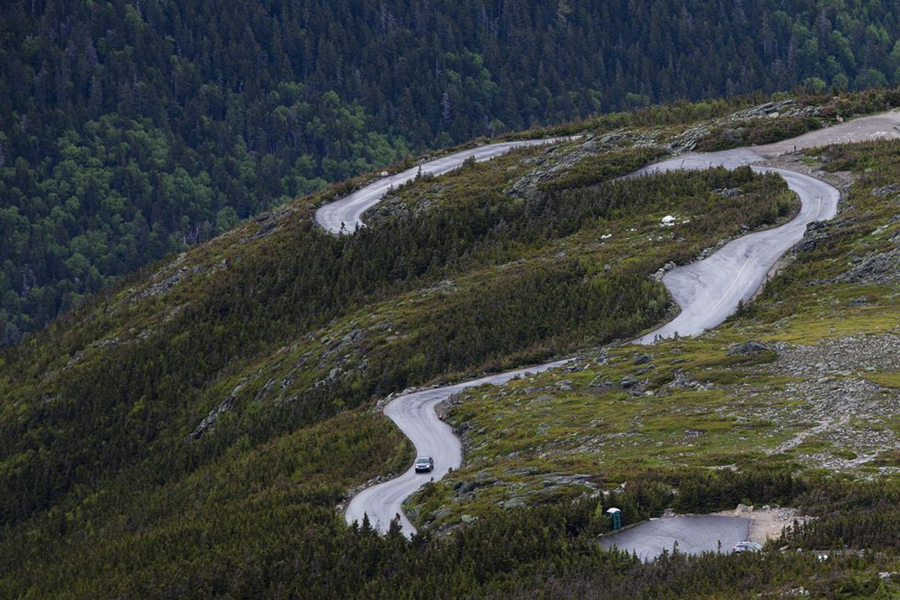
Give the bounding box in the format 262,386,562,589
599,515,751,561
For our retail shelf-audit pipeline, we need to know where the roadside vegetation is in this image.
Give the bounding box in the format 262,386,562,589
0,93,898,598
2,463,897,598
0,143,801,529
408,141,900,534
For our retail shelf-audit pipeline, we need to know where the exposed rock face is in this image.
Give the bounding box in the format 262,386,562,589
666,369,700,390
620,375,639,388
128,253,205,304
758,334,899,472
651,261,677,281
715,187,744,198
436,391,466,421
590,377,616,391
506,138,604,201
835,249,900,285
792,220,833,254
555,379,574,392
870,183,899,197
728,340,771,356
188,381,246,440
674,100,823,152
240,206,293,244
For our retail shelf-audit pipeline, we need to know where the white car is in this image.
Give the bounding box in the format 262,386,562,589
733,541,763,553
414,456,434,473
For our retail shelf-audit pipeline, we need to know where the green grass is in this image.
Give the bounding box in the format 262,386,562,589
1,92,899,598
407,140,900,527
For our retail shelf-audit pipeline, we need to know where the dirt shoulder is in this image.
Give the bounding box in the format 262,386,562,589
713,504,813,545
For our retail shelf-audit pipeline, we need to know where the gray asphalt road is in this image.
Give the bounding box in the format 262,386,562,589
345,360,571,535
754,110,900,156
599,516,750,561
633,109,900,343
336,110,900,538
633,162,839,343
315,137,575,234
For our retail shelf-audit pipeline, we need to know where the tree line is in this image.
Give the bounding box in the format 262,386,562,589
2,0,899,341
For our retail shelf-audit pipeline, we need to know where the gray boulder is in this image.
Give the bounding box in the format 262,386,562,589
728,340,771,356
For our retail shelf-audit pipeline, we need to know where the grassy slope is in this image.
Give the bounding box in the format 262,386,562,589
0,90,898,598
414,140,900,529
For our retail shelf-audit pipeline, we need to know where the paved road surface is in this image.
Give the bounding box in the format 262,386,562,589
315,138,575,234
345,360,571,535
633,108,900,342
754,110,900,156
633,163,839,343
334,110,900,537
600,516,750,561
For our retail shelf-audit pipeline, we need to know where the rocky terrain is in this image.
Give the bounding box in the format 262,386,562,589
398,139,899,529
361,99,843,225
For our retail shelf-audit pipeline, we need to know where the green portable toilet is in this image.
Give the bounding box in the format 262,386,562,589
606,507,622,530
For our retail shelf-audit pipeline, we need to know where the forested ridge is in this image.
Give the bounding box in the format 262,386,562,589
2,0,899,342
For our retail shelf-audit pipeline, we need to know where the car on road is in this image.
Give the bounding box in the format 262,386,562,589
414,456,434,473
732,541,763,553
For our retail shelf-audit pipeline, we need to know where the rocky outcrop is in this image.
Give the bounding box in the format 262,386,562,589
506,138,604,201
871,183,900,197
651,262,677,281
835,249,900,285
188,381,246,440
715,187,744,198
728,340,771,356
792,220,833,254
634,353,652,365
757,334,899,472
126,253,204,304
240,206,294,244
672,100,824,153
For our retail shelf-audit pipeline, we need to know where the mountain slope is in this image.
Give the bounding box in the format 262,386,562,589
1,91,899,598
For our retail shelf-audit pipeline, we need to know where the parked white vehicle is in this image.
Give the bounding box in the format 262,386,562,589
733,541,763,553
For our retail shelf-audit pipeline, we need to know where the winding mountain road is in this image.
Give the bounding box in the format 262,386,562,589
345,360,571,535
633,163,839,343
315,138,575,234
328,111,900,536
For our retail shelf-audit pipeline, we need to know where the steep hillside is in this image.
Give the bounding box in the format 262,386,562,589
411,140,900,530
2,0,900,341
1,91,898,598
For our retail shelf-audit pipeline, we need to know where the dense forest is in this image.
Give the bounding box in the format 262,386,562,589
1,0,899,342
3,444,898,598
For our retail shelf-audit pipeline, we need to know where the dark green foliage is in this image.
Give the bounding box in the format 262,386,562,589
0,155,896,598
1,458,896,598
670,469,806,513
0,165,788,532
791,479,900,551
2,0,900,340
